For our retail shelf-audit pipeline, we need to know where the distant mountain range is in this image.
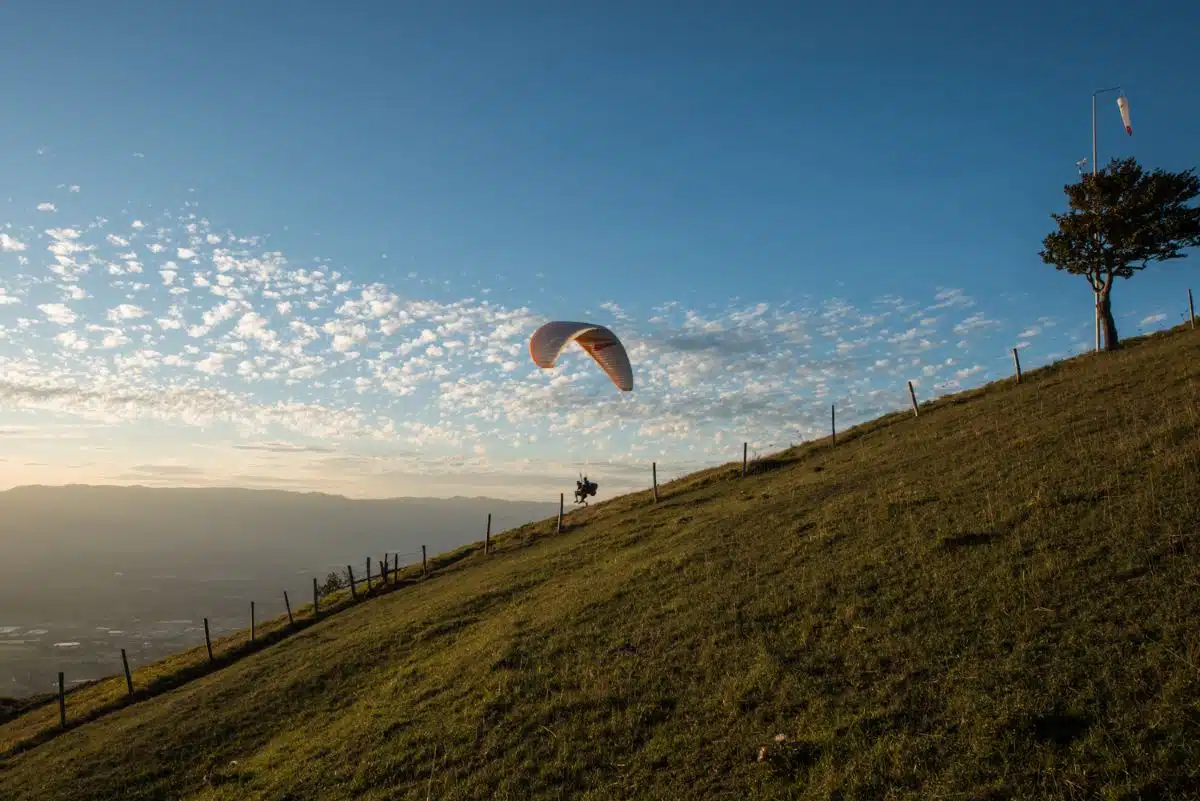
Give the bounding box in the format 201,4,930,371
0,484,558,616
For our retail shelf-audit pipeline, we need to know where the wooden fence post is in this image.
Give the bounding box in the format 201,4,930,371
121,648,133,696
381,553,389,585
203,617,214,662
652,462,659,502
284,591,294,626
366,557,372,592
831,404,836,445
250,601,256,642
1012,347,1023,384
557,493,564,533
485,513,492,554
312,577,320,616
422,545,428,576
58,671,66,728
1189,288,1195,329
346,565,357,599
742,442,748,477
907,381,920,417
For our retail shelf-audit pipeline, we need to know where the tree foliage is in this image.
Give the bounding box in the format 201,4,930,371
1039,156,1200,350
320,571,342,598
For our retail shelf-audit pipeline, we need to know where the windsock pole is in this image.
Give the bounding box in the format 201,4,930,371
1091,85,1126,352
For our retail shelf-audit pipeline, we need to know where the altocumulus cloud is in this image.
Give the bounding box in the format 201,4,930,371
0,190,1130,494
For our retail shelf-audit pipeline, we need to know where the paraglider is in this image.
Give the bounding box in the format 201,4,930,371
574,474,598,505
528,320,632,507
528,321,633,392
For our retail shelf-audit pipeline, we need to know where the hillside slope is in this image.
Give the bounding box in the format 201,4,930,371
2,325,1199,800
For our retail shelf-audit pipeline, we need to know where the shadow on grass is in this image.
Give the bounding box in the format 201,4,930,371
1029,710,1091,746
939,531,999,550
759,738,823,780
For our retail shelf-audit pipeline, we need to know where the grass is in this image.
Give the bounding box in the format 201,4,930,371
1,323,1199,800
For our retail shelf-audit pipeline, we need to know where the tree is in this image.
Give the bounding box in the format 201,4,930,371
319,571,342,599
1039,156,1200,351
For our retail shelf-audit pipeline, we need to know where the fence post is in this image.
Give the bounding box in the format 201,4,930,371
652,462,659,502
381,553,389,585
742,442,748,477
284,591,294,626
58,671,66,728
1189,288,1195,329
203,617,214,662
366,557,372,592
485,513,492,554
121,648,133,696
831,404,836,445
1012,347,1023,384
347,565,357,600
251,601,256,642
907,381,920,417
312,577,320,616
557,493,564,533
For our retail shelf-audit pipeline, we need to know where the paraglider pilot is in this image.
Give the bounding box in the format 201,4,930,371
574,475,598,505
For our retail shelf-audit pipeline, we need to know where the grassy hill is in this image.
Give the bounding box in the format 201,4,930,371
1,323,1198,800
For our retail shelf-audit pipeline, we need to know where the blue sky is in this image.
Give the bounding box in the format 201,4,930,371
0,1,1197,500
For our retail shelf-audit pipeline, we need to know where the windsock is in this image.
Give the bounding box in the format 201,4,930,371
1116,95,1132,136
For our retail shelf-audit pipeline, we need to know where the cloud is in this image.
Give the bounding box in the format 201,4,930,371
106,304,147,322
1139,313,1166,327
232,442,335,453
195,352,231,374
124,464,207,477
37,202,57,212
0,192,1096,499
54,330,89,351
952,312,1000,336
38,303,78,325
0,233,27,252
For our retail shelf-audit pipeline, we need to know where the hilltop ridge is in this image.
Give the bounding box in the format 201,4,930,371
1,323,1198,800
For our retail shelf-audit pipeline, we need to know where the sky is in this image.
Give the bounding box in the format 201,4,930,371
0,0,1197,501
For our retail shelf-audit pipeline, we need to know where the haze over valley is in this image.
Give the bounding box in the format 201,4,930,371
0,485,555,698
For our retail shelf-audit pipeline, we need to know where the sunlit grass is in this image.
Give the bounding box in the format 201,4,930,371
1,323,1198,800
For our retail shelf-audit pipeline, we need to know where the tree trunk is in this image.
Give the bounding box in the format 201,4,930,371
1098,287,1119,351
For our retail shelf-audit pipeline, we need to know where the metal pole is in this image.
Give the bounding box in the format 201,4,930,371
1091,86,1122,353
1091,86,1123,173
1091,93,1097,178
1093,92,1100,352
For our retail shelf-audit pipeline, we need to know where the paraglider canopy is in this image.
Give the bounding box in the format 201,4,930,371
529,321,633,392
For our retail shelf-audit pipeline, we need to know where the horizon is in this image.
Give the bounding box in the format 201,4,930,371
0,482,565,504
2,1,1199,501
